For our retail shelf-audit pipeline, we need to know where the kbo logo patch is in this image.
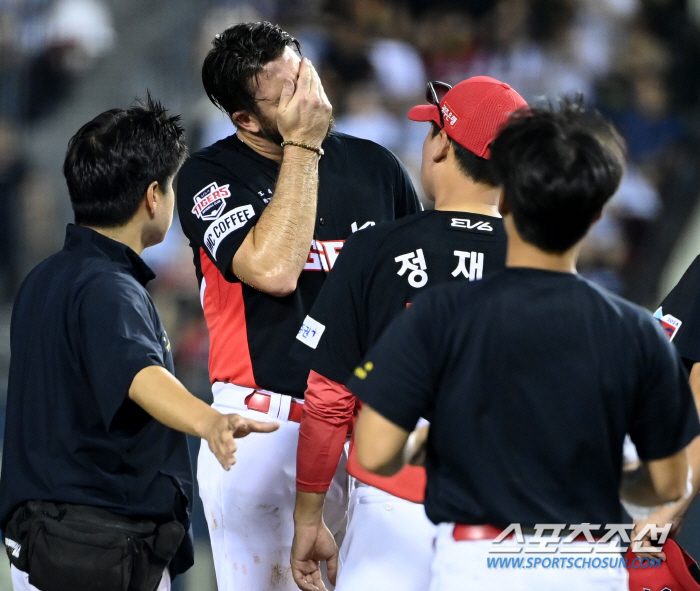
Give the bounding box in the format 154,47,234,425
192,182,231,221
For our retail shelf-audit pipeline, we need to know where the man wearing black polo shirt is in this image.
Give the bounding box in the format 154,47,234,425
176,21,419,591
350,102,700,590
0,98,277,591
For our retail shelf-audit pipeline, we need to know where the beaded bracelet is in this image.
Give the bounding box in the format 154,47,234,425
280,140,325,157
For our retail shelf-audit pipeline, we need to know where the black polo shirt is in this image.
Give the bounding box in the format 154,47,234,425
656,255,700,369
176,131,419,396
291,210,506,383
0,225,194,575
349,269,700,527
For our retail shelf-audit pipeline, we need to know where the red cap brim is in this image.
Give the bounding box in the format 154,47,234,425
666,540,700,590
408,104,440,125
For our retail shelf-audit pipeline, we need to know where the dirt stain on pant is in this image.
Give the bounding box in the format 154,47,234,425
269,563,290,589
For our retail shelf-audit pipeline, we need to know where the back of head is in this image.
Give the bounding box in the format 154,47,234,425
428,122,498,186
202,21,300,119
409,76,528,188
63,95,187,228
490,98,624,253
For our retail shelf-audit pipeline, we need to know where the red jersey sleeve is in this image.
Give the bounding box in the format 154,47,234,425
296,370,356,492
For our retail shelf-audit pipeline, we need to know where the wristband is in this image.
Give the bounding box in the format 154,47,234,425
281,140,324,157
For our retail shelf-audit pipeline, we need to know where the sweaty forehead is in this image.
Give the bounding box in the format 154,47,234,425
255,46,301,98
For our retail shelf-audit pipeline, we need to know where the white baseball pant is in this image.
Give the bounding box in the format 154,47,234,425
429,523,628,590
198,382,350,591
335,484,437,591
11,564,171,590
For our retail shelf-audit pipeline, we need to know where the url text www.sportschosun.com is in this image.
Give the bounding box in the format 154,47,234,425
487,556,662,569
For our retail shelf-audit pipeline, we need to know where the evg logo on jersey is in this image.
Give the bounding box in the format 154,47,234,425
192,182,231,221
450,217,494,234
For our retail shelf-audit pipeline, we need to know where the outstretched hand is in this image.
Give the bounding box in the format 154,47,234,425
291,521,338,591
205,413,279,470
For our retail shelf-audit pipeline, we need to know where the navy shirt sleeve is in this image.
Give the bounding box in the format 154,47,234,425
658,255,700,363
291,230,375,383
177,155,264,281
629,315,700,461
79,273,167,430
347,290,444,431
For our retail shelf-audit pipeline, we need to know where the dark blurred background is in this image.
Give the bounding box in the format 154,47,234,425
2,0,700,588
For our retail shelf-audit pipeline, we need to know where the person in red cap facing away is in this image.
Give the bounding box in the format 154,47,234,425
288,76,526,591
350,100,700,590
627,540,700,591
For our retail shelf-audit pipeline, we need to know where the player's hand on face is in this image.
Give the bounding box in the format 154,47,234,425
290,521,338,591
206,413,280,471
277,57,332,147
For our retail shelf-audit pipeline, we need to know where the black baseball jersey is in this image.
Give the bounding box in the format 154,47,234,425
0,225,194,574
176,131,419,396
349,269,700,527
656,255,700,368
291,210,507,383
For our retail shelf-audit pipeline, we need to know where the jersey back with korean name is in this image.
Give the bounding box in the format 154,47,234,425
290,210,507,500
291,210,507,384
176,132,419,396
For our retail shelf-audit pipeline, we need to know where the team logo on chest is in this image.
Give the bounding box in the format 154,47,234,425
191,182,231,220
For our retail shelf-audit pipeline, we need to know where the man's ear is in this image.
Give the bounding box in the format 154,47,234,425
145,181,159,217
497,189,509,216
432,129,450,163
231,111,262,133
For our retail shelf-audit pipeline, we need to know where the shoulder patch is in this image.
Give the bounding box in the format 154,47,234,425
654,307,682,341
204,204,255,259
192,182,231,220
449,217,494,234
296,316,326,349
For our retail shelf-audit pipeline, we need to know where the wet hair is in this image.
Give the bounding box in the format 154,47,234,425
202,21,301,120
63,94,187,227
489,97,624,253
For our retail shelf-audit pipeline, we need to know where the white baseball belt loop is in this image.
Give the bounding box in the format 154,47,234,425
267,393,282,420
278,395,292,422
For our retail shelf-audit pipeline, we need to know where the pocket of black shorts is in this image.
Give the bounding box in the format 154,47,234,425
26,517,132,591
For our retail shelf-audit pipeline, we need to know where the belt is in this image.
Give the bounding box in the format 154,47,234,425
452,524,602,542
244,391,304,423
453,525,507,541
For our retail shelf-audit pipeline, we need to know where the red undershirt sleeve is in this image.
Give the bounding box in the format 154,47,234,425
296,370,356,492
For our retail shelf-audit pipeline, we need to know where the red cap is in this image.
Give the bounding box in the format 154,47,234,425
408,76,527,159
627,540,700,591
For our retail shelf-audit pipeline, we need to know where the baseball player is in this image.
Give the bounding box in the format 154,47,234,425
627,539,700,590
626,258,700,553
289,77,527,591
350,100,700,590
175,22,420,591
